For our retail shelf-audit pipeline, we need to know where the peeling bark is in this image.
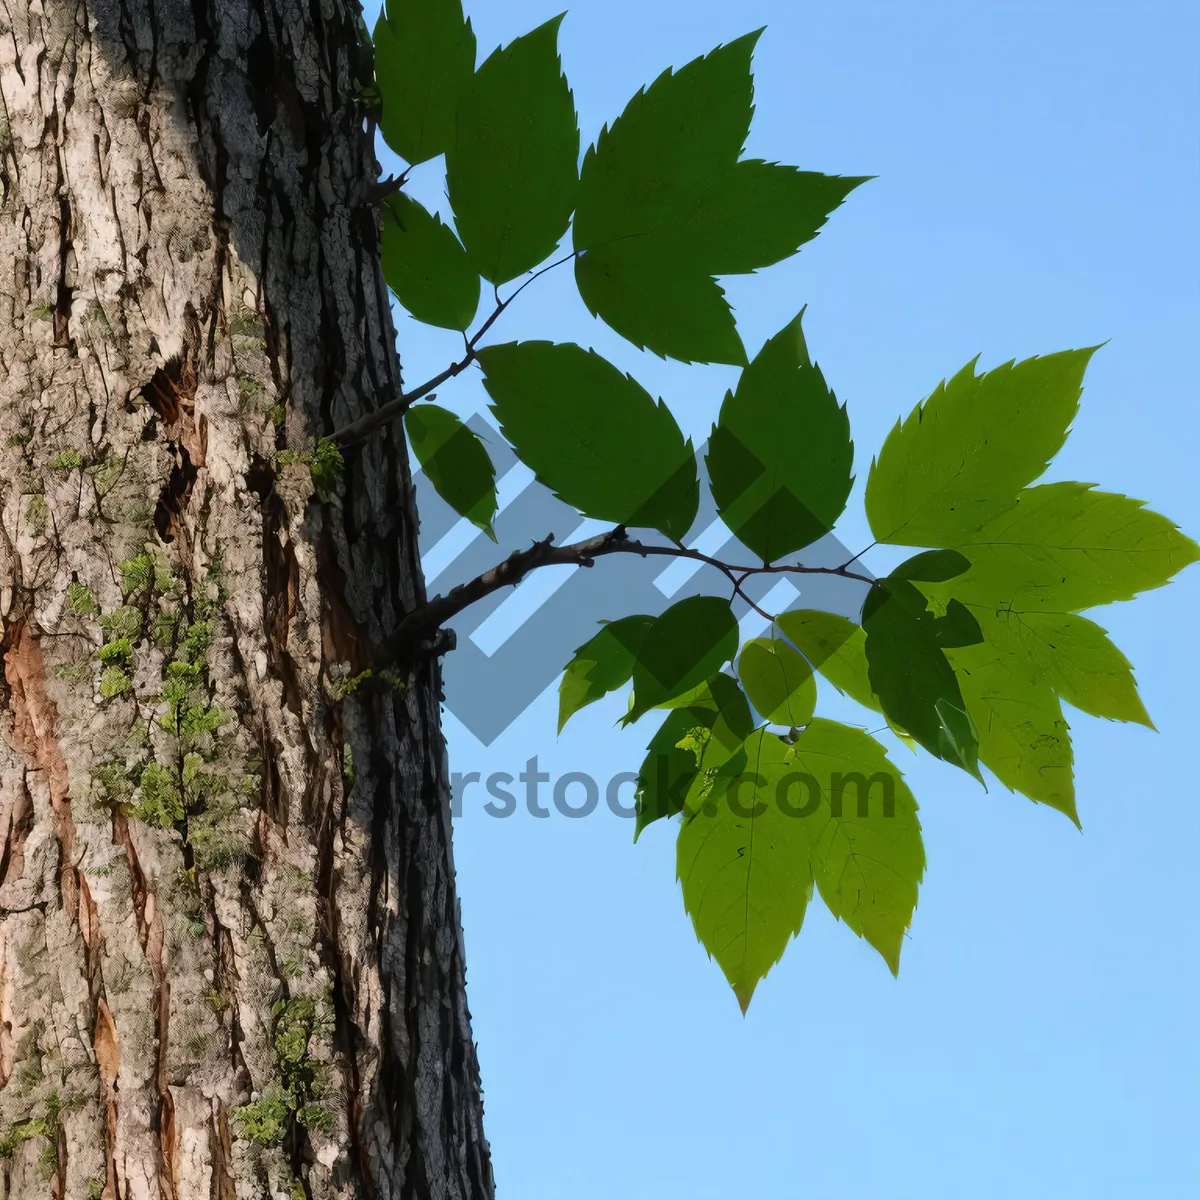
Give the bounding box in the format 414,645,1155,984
0,0,494,1196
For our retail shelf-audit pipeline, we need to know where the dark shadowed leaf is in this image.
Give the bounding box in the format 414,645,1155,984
446,16,579,283
777,609,915,747
629,596,739,719
935,599,984,648
573,32,865,364
634,674,753,839
558,616,655,733
478,341,699,540
380,193,480,331
866,348,1099,546
693,160,869,276
707,312,853,561
862,576,981,777
403,404,496,535
373,0,476,166
890,549,971,582
575,241,746,366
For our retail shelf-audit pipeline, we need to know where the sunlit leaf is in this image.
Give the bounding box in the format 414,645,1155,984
934,604,1150,825
478,341,699,540
737,637,816,727
789,719,924,976
996,610,1152,727
930,483,1200,611
380,193,480,331
678,728,817,1012
944,622,1077,823
446,16,579,283
707,311,853,561
373,0,476,166
403,404,496,535
777,609,877,712
866,349,1099,546
678,721,921,1010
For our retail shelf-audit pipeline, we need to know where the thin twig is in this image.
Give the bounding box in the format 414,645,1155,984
731,577,777,624
332,250,580,449
332,351,474,448
607,538,875,587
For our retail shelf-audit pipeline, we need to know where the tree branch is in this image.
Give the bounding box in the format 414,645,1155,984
377,525,874,669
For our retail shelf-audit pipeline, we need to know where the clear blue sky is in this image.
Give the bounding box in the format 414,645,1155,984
366,2,1200,1196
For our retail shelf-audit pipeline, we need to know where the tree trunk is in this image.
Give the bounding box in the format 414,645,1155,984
0,0,493,1195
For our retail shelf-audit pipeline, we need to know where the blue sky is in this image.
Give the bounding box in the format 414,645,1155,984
366,2,1200,1196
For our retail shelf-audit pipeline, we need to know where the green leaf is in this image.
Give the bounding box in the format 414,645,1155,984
478,341,699,540
944,622,1077,823
692,160,870,277
575,241,746,366
403,405,497,535
634,674,753,840
737,638,816,727
865,348,1099,546
678,721,921,1009
935,599,986,649
445,16,579,283
945,604,1152,744
788,719,924,976
678,728,816,1011
558,616,655,733
890,549,971,582
915,570,1154,821
776,609,878,713
573,33,865,364
776,609,917,748
380,193,480,331
862,577,981,777
373,0,476,166
575,32,760,259
629,596,739,720
996,611,1152,727
929,483,1200,612
707,311,854,562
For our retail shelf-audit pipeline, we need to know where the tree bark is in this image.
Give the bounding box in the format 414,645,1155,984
0,0,493,1196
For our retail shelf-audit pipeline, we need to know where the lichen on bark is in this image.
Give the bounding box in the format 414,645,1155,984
0,0,493,1197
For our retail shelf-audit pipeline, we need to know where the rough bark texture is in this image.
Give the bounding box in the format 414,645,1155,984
0,0,494,1196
